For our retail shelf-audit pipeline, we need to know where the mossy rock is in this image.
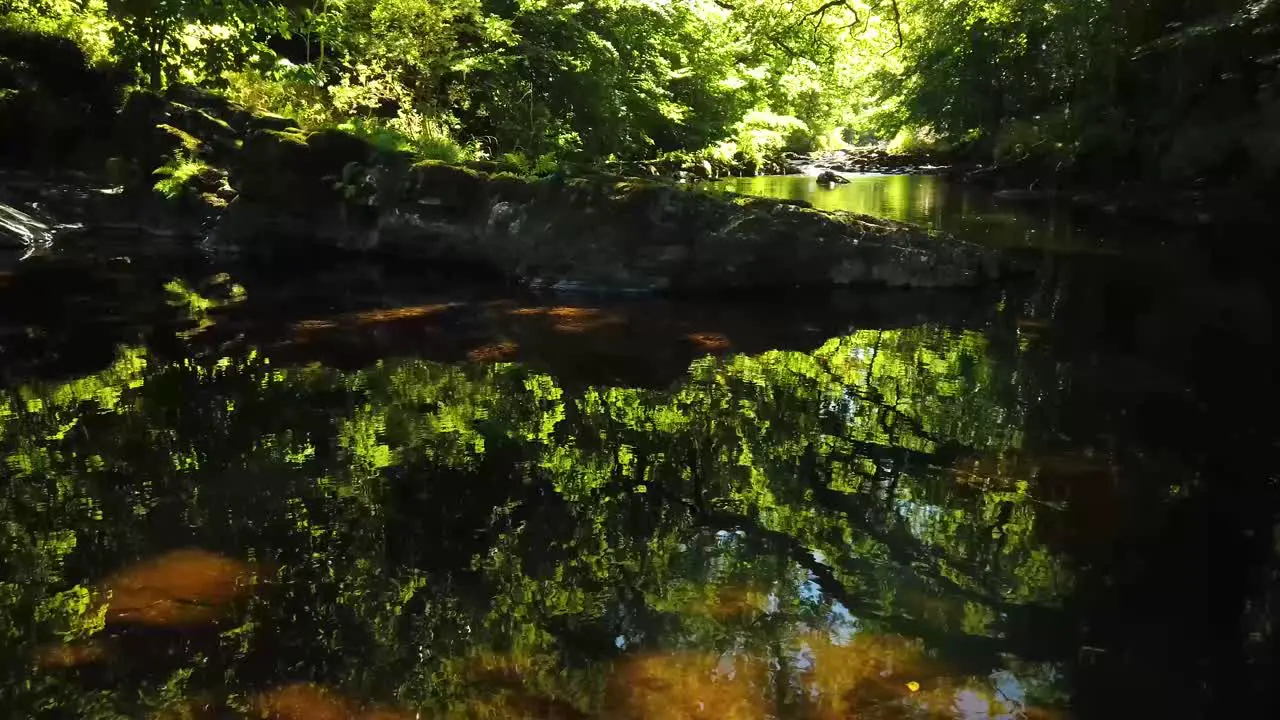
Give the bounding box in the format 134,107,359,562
164,102,239,160
164,84,252,131
306,129,375,168
245,113,300,134
0,29,91,97
409,160,487,211
487,171,536,203
230,128,374,208
156,124,203,155
463,159,527,176
230,129,313,203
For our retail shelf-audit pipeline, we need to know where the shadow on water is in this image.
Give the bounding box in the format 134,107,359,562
0,213,1275,718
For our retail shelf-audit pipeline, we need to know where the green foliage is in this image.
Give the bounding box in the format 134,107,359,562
719,109,814,164
222,68,338,130
498,150,560,177
7,0,1277,179
151,155,212,199
886,125,949,156
0,0,115,63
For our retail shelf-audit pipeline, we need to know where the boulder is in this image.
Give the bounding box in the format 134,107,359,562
164,83,253,131
230,128,356,206
218,127,389,250
213,133,1003,291
0,30,126,169
164,103,239,159
458,179,999,291
409,160,488,214
114,90,240,173
245,113,301,134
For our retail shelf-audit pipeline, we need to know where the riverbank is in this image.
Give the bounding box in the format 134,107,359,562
1,30,1008,293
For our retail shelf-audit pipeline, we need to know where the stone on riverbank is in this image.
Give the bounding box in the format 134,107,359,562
218,136,1001,291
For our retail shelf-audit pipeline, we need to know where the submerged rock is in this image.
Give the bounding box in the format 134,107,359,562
252,683,414,720
33,638,111,670
253,684,356,720
604,651,769,719
97,548,264,628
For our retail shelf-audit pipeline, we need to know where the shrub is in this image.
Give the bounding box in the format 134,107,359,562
886,125,950,155
223,68,336,130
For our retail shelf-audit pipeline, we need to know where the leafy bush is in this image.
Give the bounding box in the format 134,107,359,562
337,113,478,164
734,110,813,156
886,125,950,155
223,68,337,130
227,66,478,165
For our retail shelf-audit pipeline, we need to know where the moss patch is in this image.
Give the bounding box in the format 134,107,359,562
156,124,202,155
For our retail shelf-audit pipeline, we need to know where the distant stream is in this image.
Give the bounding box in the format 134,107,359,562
717,173,1113,251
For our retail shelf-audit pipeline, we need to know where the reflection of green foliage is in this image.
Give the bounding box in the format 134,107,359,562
163,275,246,339
0,325,1072,716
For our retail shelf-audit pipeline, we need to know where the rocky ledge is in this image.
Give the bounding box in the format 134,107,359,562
212,129,1002,291
2,29,1007,292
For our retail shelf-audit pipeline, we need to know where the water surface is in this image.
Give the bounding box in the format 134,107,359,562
0,222,1274,718
717,174,1107,251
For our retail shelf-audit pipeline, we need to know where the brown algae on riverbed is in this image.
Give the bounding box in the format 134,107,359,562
99,548,265,628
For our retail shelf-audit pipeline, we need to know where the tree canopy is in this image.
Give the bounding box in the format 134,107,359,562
3,0,1276,180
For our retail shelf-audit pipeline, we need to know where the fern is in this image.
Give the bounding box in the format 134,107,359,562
152,156,212,200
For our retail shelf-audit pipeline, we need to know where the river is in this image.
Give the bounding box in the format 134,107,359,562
717,173,1113,252
0,175,1274,719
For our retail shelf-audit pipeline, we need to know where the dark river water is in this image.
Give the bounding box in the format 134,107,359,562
0,177,1276,719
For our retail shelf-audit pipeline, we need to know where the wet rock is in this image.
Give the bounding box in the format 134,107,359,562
816,170,849,185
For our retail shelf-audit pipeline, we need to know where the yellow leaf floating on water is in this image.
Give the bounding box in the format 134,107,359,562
905,681,921,693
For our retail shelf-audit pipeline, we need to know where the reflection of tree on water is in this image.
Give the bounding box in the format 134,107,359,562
1,326,1084,717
